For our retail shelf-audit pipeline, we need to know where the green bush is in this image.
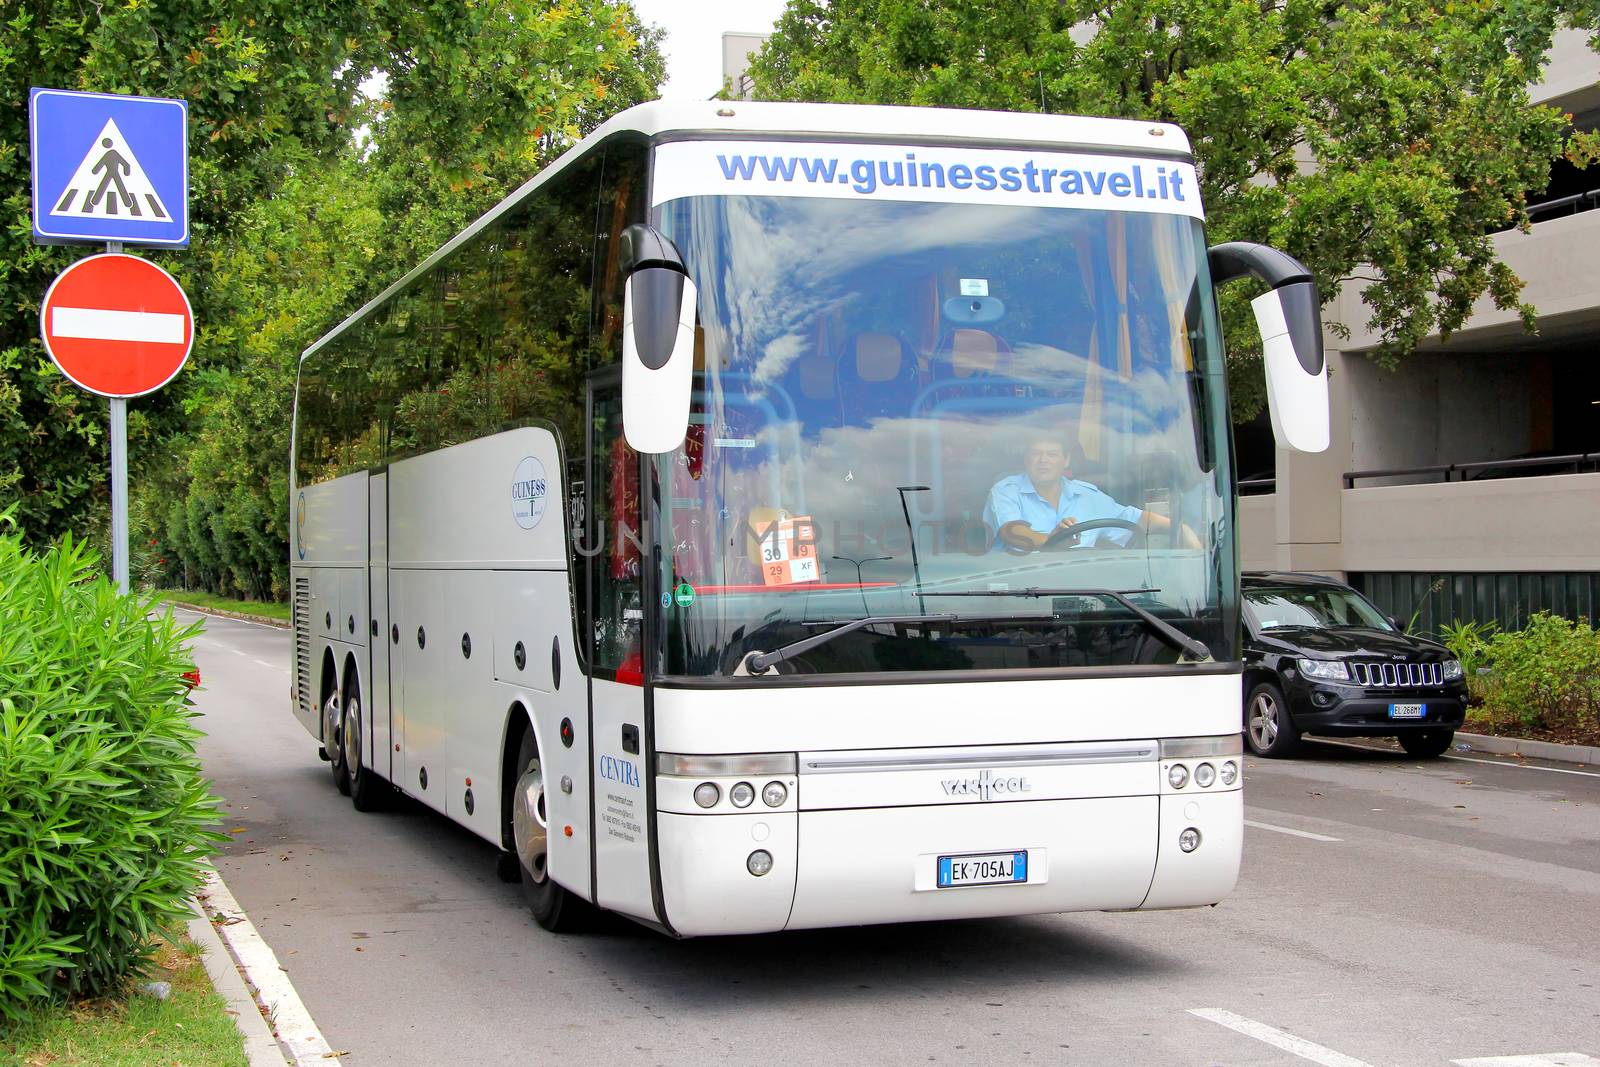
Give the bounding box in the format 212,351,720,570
1483,612,1600,730
1440,618,1498,706
0,517,223,1024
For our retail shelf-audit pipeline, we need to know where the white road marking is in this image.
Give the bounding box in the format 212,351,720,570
1189,1009,1375,1067
1437,753,1600,778
1314,737,1600,779
52,306,186,343
1244,819,1342,842
1453,1055,1600,1066
169,608,286,671
197,864,335,1066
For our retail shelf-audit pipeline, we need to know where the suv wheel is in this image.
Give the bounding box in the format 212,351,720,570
1245,680,1302,758
1398,729,1454,759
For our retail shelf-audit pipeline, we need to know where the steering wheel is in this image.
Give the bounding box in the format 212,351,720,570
1040,517,1145,551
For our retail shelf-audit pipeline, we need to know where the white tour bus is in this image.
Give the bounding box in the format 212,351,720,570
290,101,1329,936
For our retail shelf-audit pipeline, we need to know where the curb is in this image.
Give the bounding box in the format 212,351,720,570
163,598,290,630
1456,729,1597,767
187,900,287,1066
195,864,337,1066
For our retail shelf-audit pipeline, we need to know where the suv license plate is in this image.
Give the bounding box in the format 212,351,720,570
937,850,1028,889
1389,703,1425,719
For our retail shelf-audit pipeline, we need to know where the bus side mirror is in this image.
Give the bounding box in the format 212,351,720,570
1209,242,1329,454
619,224,696,454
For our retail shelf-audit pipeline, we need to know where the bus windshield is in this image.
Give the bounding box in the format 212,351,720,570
649,190,1236,679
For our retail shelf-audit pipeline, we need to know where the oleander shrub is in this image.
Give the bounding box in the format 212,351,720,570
0,516,223,1024
1483,612,1600,730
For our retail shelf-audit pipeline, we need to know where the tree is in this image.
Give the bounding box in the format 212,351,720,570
0,2,380,542
163,0,664,600
746,0,1590,419
0,1,664,597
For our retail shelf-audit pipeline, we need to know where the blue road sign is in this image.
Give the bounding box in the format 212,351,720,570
30,88,188,248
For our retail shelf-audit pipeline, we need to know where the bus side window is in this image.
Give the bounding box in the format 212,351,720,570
590,399,643,680
571,137,651,683
594,138,649,357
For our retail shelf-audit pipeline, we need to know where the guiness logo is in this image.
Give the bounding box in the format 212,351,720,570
511,456,548,530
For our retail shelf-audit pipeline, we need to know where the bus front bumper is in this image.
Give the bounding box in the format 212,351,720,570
655,790,1241,937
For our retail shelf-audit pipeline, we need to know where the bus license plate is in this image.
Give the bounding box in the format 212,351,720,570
1389,703,1425,719
936,850,1028,889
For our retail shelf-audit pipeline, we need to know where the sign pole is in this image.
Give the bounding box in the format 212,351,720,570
104,239,128,594
110,395,128,594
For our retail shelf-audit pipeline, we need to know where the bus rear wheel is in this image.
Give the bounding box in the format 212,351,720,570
344,687,385,812
513,731,586,932
323,690,351,796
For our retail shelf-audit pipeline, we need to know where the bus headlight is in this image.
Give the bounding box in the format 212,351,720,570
1179,828,1201,853
747,850,773,876
1194,762,1216,788
729,782,755,808
1168,764,1189,789
1219,760,1238,786
693,782,720,808
762,781,788,807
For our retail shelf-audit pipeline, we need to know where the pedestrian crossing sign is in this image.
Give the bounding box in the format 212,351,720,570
30,88,188,248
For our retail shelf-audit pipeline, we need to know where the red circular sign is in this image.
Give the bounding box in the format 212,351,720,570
39,253,194,398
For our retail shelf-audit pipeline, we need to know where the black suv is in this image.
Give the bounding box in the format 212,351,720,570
1241,572,1468,759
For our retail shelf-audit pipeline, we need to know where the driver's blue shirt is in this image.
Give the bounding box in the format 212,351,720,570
983,475,1143,549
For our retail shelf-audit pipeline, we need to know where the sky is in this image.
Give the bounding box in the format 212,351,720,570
630,0,791,100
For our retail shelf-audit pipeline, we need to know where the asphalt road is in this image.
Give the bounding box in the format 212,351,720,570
182,608,1600,1067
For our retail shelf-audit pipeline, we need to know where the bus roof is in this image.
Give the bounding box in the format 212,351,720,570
300,100,1193,362
588,99,1191,156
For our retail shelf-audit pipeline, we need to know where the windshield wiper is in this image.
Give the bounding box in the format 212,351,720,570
740,614,957,676
922,587,1212,663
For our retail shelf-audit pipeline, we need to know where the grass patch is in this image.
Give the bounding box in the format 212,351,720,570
153,589,290,624
0,935,248,1067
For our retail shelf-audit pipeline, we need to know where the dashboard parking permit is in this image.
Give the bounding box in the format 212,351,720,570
759,514,821,586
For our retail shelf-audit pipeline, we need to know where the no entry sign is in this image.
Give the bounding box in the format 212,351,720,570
40,253,193,397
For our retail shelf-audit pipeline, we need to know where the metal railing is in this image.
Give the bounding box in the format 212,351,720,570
1343,452,1600,489
1523,188,1600,223
1237,477,1276,495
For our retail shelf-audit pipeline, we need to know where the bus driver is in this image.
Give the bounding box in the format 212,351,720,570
983,432,1200,552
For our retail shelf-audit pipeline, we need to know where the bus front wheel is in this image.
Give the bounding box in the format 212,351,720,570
513,731,586,933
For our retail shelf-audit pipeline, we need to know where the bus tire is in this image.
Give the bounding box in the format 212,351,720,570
323,689,352,796
345,683,384,812
513,730,585,933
